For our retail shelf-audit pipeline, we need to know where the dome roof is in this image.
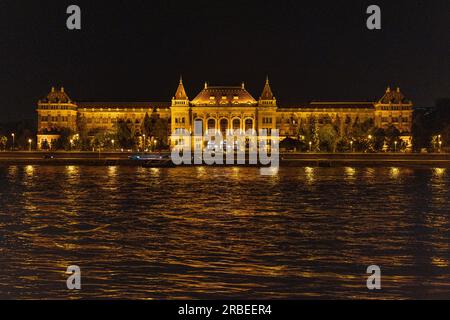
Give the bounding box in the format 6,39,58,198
41,87,72,103
191,84,257,106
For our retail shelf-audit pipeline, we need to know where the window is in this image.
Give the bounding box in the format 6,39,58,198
263,117,272,124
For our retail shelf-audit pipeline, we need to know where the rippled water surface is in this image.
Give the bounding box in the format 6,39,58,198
0,165,450,299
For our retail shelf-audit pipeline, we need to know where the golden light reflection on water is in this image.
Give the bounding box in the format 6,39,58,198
305,167,315,183
390,167,400,179
2,165,450,299
432,257,449,268
25,165,34,176
433,168,446,177
344,167,356,183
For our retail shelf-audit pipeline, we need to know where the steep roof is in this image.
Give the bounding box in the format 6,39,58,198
174,76,188,100
260,76,275,100
191,84,257,106
378,87,412,104
40,87,72,103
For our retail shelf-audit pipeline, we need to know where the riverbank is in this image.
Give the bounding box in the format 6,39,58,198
1,151,450,167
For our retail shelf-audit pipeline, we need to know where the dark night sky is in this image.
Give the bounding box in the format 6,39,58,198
0,0,449,121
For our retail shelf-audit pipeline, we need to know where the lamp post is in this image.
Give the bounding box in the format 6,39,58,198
350,140,353,153
438,135,442,153
367,135,372,152
111,139,115,151
309,141,312,152
142,134,146,152
394,141,398,153
28,139,32,152
11,133,15,151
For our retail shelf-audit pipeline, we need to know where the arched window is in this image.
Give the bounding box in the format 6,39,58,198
245,119,253,131
207,119,216,131
232,118,241,132
220,119,228,136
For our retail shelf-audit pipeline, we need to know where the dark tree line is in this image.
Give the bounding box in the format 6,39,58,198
412,98,450,152
281,115,404,153
48,111,170,151
0,120,36,150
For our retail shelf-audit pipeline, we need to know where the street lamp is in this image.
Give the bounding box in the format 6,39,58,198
111,139,115,151
438,135,442,152
309,141,312,152
350,140,353,152
394,141,398,152
28,139,32,152
11,133,15,151
142,134,146,151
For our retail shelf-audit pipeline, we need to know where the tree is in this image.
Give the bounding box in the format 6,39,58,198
54,128,73,150
141,113,152,137
371,127,386,152
280,137,305,152
152,116,169,149
0,136,7,151
115,120,133,149
385,125,402,151
308,116,320,152
351,118,375,152
319,124,338,152
41,140,50,150
92,131,114,150
76,114,90,150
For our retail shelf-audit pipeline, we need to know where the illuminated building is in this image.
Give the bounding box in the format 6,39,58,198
36,77,413,150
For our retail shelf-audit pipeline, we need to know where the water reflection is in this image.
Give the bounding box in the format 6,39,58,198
305,167,315,183
390,167,400,179
0,165,450,299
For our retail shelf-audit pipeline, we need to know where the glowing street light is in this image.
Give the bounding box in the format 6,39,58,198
142,134,146,151
439,141,442,152
28,138,32,152
350,140,353,152
309,141,312,152
394,141,398,152
11,133,15,151
111,139,115,150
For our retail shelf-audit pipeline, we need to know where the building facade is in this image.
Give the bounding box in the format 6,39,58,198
36,78,413,150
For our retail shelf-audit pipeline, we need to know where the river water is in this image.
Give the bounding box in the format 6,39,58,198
0,165,449,299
